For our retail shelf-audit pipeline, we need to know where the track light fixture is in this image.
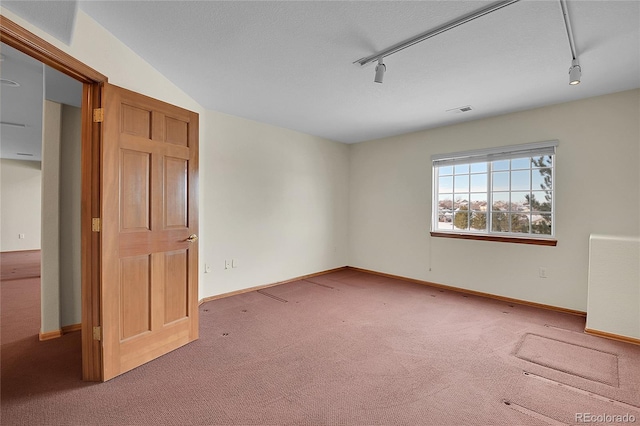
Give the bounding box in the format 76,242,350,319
354,0,520,83
569,59,581,85
374,58,386,84
560,0,581,86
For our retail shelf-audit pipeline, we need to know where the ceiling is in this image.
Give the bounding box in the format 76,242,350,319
0,43,82,161
2,0,639,144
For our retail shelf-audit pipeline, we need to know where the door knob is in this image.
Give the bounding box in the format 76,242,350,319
186,234,199,243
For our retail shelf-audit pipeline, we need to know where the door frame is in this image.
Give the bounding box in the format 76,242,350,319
1,15,107,381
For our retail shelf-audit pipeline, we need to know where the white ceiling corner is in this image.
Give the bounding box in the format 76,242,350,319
2,1,78,45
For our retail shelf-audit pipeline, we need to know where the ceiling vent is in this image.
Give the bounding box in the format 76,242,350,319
446,105,473,114
0,79,20,87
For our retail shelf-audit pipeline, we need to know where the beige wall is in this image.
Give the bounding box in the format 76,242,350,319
201,111,349,298
41,100,61,332
587,235,640,339
0,159,42,252
59,104,82,326
349,89,640,312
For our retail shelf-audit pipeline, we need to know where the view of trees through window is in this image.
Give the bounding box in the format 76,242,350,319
435,155,553,236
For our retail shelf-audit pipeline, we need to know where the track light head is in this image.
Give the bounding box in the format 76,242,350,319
374,58,386,84
569,59,581,85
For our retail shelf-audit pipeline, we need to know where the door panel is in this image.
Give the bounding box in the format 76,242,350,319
164,157,188,228
120,255,151,340
101,83,199,381
164,250,189,324
120,150,151,231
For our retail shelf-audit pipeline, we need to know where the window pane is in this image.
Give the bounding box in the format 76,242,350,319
454,164,469,174
454,175,469,193
438,176,453,193
438,194,453,211
492,160,509,171
437,210,453,230
492,192,509,211
454,198,469,209
532,155,552,168
532,168,552,191
439,165,453,176
470,212,486,230
531,191,551,211
511,157,530,170
491,212,510,232
470,163,487,173
469,193,487,211
511,191,529,211
454,209,469,230
511,170,529,191
492,172,509,191
531,213,552,235
511,214,530,233
470,174,487,192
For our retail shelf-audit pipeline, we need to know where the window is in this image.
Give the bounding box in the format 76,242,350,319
432,141,557,244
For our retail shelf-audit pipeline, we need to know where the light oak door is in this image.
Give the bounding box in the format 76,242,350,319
101,83,199,381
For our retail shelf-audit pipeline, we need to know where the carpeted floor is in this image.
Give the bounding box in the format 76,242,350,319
2,268,640,425
0,250,40,282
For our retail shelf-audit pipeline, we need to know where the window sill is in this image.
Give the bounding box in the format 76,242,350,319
430,232,557,246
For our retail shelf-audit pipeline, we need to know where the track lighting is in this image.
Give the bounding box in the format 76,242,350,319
568,59,581,85
560,0,581,86
374,58,386,84
354,0,520,84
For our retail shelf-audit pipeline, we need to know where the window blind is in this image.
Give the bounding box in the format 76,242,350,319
432,140,558,167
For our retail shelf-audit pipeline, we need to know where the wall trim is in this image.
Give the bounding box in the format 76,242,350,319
199,265,586,318
62,323,82,334
199,266,348,305
347,266,587,317
0,249,41,254
39,329,62,341
38,323,81,341
585,328,640,346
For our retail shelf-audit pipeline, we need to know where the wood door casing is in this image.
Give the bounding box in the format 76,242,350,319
102,83,199,380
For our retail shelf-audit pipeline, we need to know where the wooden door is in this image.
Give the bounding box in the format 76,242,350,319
101,83,199,381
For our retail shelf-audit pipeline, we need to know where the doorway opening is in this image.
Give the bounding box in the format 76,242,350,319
1,41,84,343
1,14,107,381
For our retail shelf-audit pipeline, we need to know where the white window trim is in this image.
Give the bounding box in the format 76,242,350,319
431,141,558,243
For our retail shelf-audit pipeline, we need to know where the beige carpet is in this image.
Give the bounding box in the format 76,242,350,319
2,268,640,425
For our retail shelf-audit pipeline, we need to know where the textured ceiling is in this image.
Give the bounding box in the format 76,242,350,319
3,1,640,144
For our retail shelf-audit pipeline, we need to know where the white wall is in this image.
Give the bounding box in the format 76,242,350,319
0,159,42,251
200,111,349,298
349,89,640,312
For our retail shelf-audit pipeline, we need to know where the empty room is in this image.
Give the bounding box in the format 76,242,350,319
1,1,639,425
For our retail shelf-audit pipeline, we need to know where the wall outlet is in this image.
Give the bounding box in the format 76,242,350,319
18,233,25,239
232,259,238,268
204,264,211,273
539,267,548,278
224,260,231,270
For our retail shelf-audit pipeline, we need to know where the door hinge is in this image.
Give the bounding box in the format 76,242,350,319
93,326,102,341
93,108,104,123
92,218,101,232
